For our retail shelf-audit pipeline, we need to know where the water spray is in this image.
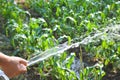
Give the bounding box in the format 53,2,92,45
27,25,120,67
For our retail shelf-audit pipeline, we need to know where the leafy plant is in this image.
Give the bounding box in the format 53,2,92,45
0,0,120,80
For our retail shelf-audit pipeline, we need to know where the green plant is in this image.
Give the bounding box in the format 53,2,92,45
0,0,120,80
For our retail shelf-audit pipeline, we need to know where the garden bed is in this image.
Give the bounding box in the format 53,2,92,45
0,0,120,80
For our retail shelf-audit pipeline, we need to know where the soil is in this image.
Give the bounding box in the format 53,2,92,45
1,29,120,80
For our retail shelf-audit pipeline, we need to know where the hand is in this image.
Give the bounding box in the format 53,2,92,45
1,56,28,78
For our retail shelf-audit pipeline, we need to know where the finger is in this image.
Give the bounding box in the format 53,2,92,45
19,59,28,66
19,64,27,72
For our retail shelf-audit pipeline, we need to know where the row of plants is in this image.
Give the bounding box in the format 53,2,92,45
0,0,120,80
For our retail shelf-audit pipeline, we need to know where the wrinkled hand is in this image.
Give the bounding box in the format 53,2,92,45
1,56,28,78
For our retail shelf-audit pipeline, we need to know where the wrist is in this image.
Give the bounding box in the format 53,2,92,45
0,53,11,67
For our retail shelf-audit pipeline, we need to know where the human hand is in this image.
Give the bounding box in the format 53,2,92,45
0,56,28,78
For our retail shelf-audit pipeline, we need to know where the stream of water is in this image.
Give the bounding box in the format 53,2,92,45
27,32,103,66
28,25,120,67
